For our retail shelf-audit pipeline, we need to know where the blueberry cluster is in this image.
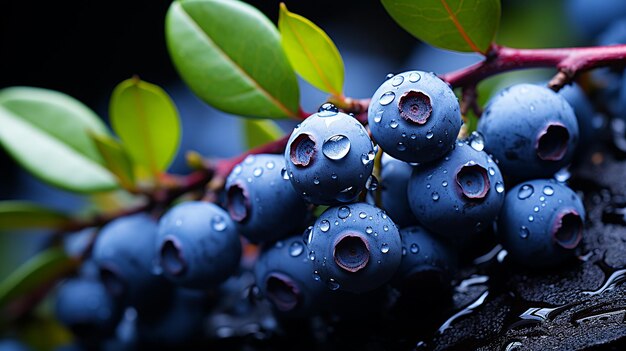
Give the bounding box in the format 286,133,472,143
51,71,589,349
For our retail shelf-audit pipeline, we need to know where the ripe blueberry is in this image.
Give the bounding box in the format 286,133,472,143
368,71,462,163
305,202,401,293
407,141,505,243
284,106,375,205
92,213,169,309
254,235,329,318
225,154,309,243
498,179,585,268
156,201,241,289
55,278,123,339
478,84,579,180
380,153,418,228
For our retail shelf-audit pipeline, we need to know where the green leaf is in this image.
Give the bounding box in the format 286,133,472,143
90,133,136,189
279,3,344,95
0,87,118,193
243,119,284,149
110,78,181,177
381,0,501,54
0,201,72,230
0,248,77,307
166,0,300,119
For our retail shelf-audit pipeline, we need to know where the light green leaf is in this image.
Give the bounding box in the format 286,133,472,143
90,133,136,189
381,0,501,54
0,87,118,193
109,78,180,177
0,248,77,307
166,0,300,119
0,201,72,230
279,3,344,95
243,119,284,149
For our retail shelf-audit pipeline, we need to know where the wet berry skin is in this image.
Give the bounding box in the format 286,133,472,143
225,154,309,244
477,84,579,181
156,201,241,289
55,278,123,339
92,213,169,309
284,107,375,205
305,202,402,293
498,179,585,268
407,141,505,244
380,153,418,228
368,71,462,163
254,235,329,318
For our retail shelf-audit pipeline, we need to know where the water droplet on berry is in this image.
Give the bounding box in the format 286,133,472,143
488,167,496,176
379,91,395,105
408,72,421,82
338,206,351,219
528,215,534,222
266,161,275,169
383,225,389,231
385,73,395,80
410,134,417,139
320,220,330,232
233,165,242,175
390,119,399,129
495,182,505,193
313,271,321,281
322,135,351,160
432,192,440,201
374,110,383,123
518,184,534,199
253,167,263,177
396,142,406,151
533,206,539,212
410,243,419,254
308,251,315,261
244,155,255,164
318,103,338,117
281,168,289,180
289,242,304,257
442,180,448,187
426,131,434,139
519,226,529,238
543,186,554,196
327,278,340,290
468,131,485,151
555,167,571,182
212,215,227,231
381,243,390,253
331,173,338,180
366,175,379,191
359,212,367,219
365,226,373,234
402,247,407,256
391,75,404,86
313,177,320,185
361,150,376,165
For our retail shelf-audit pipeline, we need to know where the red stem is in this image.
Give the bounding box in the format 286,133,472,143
442,44,626,89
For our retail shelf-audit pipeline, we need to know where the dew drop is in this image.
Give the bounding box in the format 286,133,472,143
359,212,367,219
390,119,399,129
365,226,374,234
318,103,339,117
495,182,505,193
555,167,571,182
543,186,555,196
528,215,534,222
313,177,320,185
442,180,448,187
379,91,395,106
233,165,242,175
391,75,404,86
361,150,376,165
385,73,395,80
410,134,417,140
309,251,316,261
533,206,539,212
374,110,383,123
426,183,431,189
408,72,421,82
517,184,534,199
331,173,338,180
488,167,496,176
519,226,529,239
397,142,407,151
381,243,390,254
383,225,389,232
338,206,351,219
313,271,321,281
244,155,255,164
289,242,304,257
402,247,407,256
410,243,419,254
432,192,440,201
327,278,340,290
253,167,263,177
320,220,330,232
426,131,434,139
212,215,227,231
266,161,275,169
468,131,485,151
281,168,290,180
322,135,351,160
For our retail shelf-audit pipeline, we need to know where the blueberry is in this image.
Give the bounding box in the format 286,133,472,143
368,71,462,163
407,141,505,242
92,213,169,309
225,154,309,243
305,202,401,293
380,153,418,228
156,201,241,289
498,179,585,268
284,106,375,205
136,288,208,345
55,278,123,339
478,84,579,180
0,340,31,351
254,235,329,318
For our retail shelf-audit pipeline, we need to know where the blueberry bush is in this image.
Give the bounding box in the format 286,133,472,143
1,0,626,350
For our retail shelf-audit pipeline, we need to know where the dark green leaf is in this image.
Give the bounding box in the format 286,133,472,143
0,201,72,230
0,87,118,193
279,3,344,95
243,119,283,149
109,78,180,177
90,133,136,189
381,0,501,54
0,248,77,307
166,0,300,118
